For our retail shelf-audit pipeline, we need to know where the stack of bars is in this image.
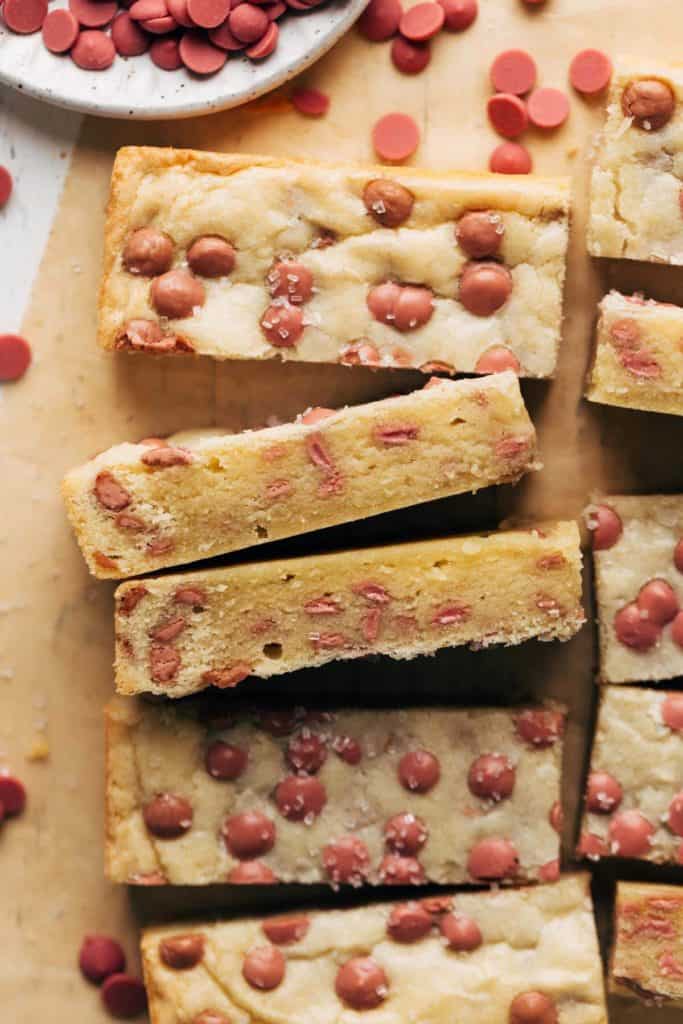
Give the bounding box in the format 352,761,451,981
63,145,620,1024
580,54,683,1010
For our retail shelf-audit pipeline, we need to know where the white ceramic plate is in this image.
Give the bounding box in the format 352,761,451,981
0,0,367,119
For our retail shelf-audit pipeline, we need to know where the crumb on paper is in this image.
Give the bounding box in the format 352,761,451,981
26,734,50,762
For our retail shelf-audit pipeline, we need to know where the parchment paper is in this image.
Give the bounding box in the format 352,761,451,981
3,1,683,1019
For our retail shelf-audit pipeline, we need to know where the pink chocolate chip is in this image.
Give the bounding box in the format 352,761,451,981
79,935,126,985
585,771,623,814
179,30,227,72
42,8,79,51
662,693,683,730
358,0,402,41
608,810,654,857
187,0,231,27
614,602,661,651
70,0,117,28
71,30,116,69
467,837,519,880
590,504,623,550
636,579,679,625
3,0,47,33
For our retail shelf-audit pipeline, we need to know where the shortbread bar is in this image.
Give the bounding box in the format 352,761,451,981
62,372,538,580
586,292,683,416
589,57,683,263
140,874,607,1024
610,882,683,1007
100,147,570,377
588,494,683,683
106,698,564,886
114,521,584,697
578,685,683,865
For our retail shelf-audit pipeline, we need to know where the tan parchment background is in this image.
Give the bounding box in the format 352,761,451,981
4,1,683,1020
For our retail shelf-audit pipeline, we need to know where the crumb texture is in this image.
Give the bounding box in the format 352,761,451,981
62,372,538,579
113,521,585,696
101,148,569,377
140,875,607,1024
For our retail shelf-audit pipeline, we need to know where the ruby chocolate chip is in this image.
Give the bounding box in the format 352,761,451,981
439,913,482,951
621,79,675,130
335,957,388,1010
205,740,248,781
608,809,654,857
467,837,519,880
332,734,362,764
187,236,236,278
228,860,277,884
386,901,432,943
267,260,314,305
456,211,504,258
122,228,174,277
662,693,683,730
590,504,622,550
79,935,126,984
613,602,661,651
585,771,622,814
150,643,181,683
194,1013,232,1024
159,933,205,969
384,812,428,855
222,810,276,859
0,774,27,816
398,749,441,792
143,793,193,838
509,991,558,1024
322,835,370,884
100,973,148,1019
242,945,285,991
514,709,564,748
274,775,327,821
262,914,310,945
636,579,679,625
141,445,193,467
260,302,304,347
94,471,131,511
151,269,205,318
467,753,515,801
286,732,327,773
459,261,512,316
362,179,415,227
379,853,425,884
367,281,434,331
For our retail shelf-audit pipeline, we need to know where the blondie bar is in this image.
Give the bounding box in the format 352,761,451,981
589,57,683,263
586,291,683,416
578,685,683,866
610,882,683,1007
588,494,683,683
114,521,584,697
106,698,564,886
100,147,570,377
63,372,538,580
140,875,607,1024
